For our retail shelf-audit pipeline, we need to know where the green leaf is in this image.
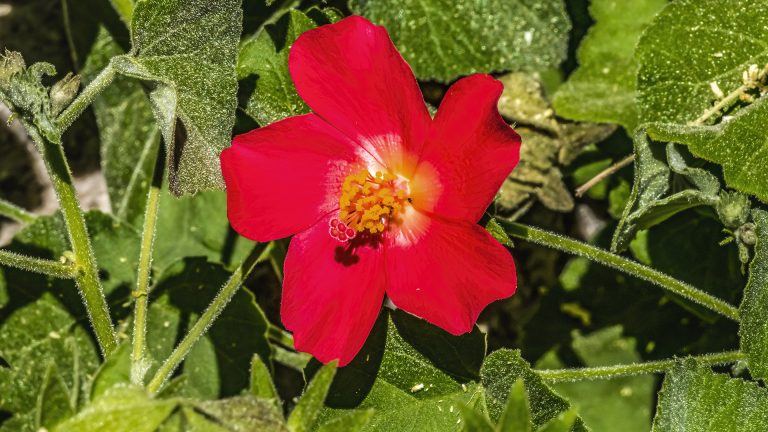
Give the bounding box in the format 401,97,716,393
0,293,99,432
113,0,242,195
611,131,720,252
536,326,654,432
552,0,664,130
193,395,288,432
486,218,514,248
647,99,768,202
458,407,495,432
316,409,374,432
636,0,768,125
480,349,586,431
317,310,486,432
537,410,578,432
238,8,340,125
37,363,76,430
153,189,255,272
51,386,177,432
250,355,279,402
287,362,337,432
82,29,160,226
351,0,571,82
151,258,271,399
498,379,533,432
652,359,768,431
739,209,768,379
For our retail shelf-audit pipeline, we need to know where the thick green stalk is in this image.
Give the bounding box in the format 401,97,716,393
28,125,117,355
0,249,74,278
147,242,274,394
0,198,36,224
55,63,117,131
537,350,744,383
130,152,164,385
500,221,740,321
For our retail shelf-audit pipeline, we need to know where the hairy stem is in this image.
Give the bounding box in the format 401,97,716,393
501,221,740,321
55,62,117,131
147,242,274,394
0,249,74,278
0,198,36,224
130,152,164,385
537,350,744,383
28,125,117,355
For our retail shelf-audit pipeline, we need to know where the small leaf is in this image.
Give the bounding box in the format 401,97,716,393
114,0,242,195
288,362,337,432
536,409,578,432
552,0,665,130
250,354,280,403
480,349,586,430
51,386,177,432
499,379,533,432
351,0,571,82
458,406,495,432
610,130,665,251
486,218,514,248
652,359,768,431
316,409,374,432
739,209,768,379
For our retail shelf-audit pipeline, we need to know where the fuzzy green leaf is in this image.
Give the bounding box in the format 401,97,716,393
552,0,665,130
636,0,768,125
288,362,337,432
82,29,160,226
652,359,768,431
0,293,99,432
51,386,177,432
113,0,242,195
350,0,570,82
481,349,586,431
739,209,768,379
647,99,768,202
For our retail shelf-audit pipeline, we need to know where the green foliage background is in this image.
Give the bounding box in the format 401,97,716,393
0,0,767,431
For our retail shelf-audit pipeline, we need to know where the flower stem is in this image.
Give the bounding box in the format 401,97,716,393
130,152,164,385
146,242,274,394
55,62,117,131
0,249,74,278
28,125,117,355
0,198,36,224
500,221,740,321
536,350,744,383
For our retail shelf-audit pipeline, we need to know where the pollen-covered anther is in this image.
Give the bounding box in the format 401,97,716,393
329,169,409,242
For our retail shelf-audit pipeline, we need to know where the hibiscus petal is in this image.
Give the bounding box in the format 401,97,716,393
289,16,431,172
221,114,362,242
282,214,386,366
385,216,516,335
415,74,521,222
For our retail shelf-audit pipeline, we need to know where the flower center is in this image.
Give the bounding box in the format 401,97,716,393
328,169,409,242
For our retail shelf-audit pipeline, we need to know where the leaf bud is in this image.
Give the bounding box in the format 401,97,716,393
49,72,81,116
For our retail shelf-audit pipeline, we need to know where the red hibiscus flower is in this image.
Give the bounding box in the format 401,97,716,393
221,16,521,366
